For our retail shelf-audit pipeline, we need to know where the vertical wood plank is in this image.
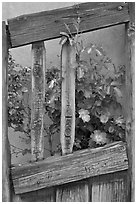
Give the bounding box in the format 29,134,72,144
60,40,76,155
125,2,135,202
31,42,46,161
90,171,128,202
19,187,55,202
56,181,89,202
2,21,22,202
2,21,23,202
2,20,11,202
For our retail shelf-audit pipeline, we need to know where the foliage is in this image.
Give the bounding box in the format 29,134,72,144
45,56,126,152
8,53,31,156
46,18,126,151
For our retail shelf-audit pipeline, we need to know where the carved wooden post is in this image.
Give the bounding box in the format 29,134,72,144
60,40,76,155
57,39,89,201
31,42,46,161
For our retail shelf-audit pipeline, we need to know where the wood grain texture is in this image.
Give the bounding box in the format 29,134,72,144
61,40,76,155
31,42,46,161
56,180,89,202
11,141,128,194
125,2,135,202
7,2,129,48
19,187,55,202
2,21,22,203
2,21,14,202
90,171,128,202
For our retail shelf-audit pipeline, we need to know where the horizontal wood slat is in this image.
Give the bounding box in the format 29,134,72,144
11,141,128,194
7,2,129,48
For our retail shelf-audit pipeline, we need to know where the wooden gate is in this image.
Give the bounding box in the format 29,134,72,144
2,2,134,202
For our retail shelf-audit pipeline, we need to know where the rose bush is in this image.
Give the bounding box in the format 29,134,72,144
45,43,126,152
8,19,126,156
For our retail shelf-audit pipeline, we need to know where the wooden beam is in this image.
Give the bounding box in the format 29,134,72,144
60,40,76,155
7,2,129,48
31,42,46,161
125,2,135,202
11,141,128,194
2,21,11,202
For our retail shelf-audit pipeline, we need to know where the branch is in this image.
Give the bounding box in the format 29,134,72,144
10,123,31,138
10,144,24,151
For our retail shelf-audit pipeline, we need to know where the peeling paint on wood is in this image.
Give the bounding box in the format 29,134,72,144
31,42,46,161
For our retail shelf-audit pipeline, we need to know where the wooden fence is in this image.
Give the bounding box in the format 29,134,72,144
2,2,135,202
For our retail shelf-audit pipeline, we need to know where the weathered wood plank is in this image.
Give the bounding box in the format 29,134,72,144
31,42,46,161
2,21,22,202
19,187,55,202
7,2,129,48
56,180,89,201
2,20,11,202
61,40,76,155
125,2,135,202
11,141,128,194
90,171,128,201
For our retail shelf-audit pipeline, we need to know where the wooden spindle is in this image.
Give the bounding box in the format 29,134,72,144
60,40,76,155
31,42,46,161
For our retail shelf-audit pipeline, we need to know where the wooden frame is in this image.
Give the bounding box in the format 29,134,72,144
8,2,129,48
2,2,135,202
